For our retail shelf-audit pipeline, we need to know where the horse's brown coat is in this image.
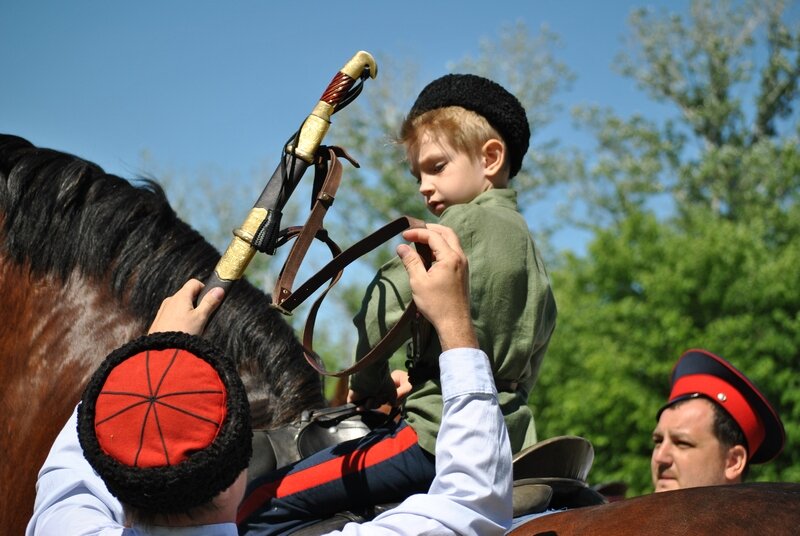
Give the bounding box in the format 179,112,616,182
510,482,800,535
0,254,143,532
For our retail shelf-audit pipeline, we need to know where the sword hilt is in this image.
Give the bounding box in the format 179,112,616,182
289,51,377,162
197,51,378,307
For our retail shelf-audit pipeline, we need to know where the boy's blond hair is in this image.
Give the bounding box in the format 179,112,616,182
400,106,510,176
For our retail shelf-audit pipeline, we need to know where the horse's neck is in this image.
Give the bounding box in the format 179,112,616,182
0,255,145,532
0,260,146,376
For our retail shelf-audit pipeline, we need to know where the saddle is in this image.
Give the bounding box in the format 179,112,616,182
511,435,607,515
247,414,606,532
247,404,391,488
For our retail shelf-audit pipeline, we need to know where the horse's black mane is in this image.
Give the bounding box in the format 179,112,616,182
0,134,214,312
0,133,324,426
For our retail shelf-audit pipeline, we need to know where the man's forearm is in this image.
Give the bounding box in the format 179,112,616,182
434,315,478,351
333,347,512,536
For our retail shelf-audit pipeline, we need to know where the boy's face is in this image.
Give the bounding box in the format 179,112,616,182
408,132,493,217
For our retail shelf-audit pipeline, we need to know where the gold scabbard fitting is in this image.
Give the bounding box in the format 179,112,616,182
215,207,267,281
289,101,334,162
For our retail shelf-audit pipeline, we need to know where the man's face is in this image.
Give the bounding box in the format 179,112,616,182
651,398,733,492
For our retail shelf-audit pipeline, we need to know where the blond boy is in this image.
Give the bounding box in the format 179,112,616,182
238,74,556,533
349,73,557,456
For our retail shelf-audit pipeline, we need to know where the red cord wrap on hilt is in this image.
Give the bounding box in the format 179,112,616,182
321,72,357,105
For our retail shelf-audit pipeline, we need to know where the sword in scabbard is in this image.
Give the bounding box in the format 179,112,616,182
197,51,377,303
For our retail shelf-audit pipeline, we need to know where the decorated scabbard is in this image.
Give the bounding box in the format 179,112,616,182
198,51,378,303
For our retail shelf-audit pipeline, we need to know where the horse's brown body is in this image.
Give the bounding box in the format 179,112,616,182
511,482,800,535
0,258,145,533
0,134,324,534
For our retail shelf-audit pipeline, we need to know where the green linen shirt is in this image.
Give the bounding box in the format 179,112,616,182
350,188,557,454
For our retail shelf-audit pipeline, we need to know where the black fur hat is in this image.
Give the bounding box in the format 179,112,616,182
78,331,252,514
408,73,531,178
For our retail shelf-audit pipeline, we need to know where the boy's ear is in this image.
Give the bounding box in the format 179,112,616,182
481,139,507,183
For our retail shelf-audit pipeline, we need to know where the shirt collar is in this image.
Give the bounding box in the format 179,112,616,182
470,188,518,208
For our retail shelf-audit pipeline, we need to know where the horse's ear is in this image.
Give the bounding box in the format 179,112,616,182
724,444,748,483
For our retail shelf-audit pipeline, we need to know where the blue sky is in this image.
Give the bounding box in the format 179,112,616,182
3,0,696,254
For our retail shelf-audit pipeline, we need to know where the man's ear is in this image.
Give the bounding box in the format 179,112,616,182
481,139,506,183
723,444,748,483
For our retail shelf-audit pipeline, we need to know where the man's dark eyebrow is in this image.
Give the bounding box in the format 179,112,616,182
667,430,696,443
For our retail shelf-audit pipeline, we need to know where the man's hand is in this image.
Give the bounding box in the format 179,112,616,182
148,279,224,336
397,224,477,351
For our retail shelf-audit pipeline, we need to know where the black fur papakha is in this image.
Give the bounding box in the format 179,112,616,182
78,331,252,514
408,73,531,178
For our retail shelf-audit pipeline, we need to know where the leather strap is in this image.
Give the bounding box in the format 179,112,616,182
279,216,431,377
268,146,432,378
272,146,357,309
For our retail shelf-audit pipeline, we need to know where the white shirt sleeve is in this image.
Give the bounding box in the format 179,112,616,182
328,347,513,536
26,406,126,536
27,348,512,536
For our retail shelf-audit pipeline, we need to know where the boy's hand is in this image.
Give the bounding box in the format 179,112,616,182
397,224,477,351
347,388,397,412
148,279,224,336
391,369,412,401
348,371,411,409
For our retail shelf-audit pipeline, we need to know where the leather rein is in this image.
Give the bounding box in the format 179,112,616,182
270,145,431,378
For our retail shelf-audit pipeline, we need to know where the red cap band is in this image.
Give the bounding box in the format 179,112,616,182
669,373,765,456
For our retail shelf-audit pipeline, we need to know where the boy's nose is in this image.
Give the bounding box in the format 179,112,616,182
418,176,434,195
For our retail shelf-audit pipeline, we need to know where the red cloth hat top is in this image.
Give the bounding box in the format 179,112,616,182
659,349,785,464
78,331,252,514
94,347,227,467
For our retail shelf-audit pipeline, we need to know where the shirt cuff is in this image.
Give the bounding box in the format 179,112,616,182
439,348,496,401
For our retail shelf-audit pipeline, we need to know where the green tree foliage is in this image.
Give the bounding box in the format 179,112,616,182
537,208,800,494
567,0,800,228
537,0,800,495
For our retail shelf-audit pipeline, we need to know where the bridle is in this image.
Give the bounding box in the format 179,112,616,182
269,145,432,378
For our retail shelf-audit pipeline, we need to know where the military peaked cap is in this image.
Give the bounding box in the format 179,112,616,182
658,348,785,464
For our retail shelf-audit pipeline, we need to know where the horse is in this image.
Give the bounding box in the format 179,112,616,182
4,134,800,536
509,482,800,536
0,133,325,534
